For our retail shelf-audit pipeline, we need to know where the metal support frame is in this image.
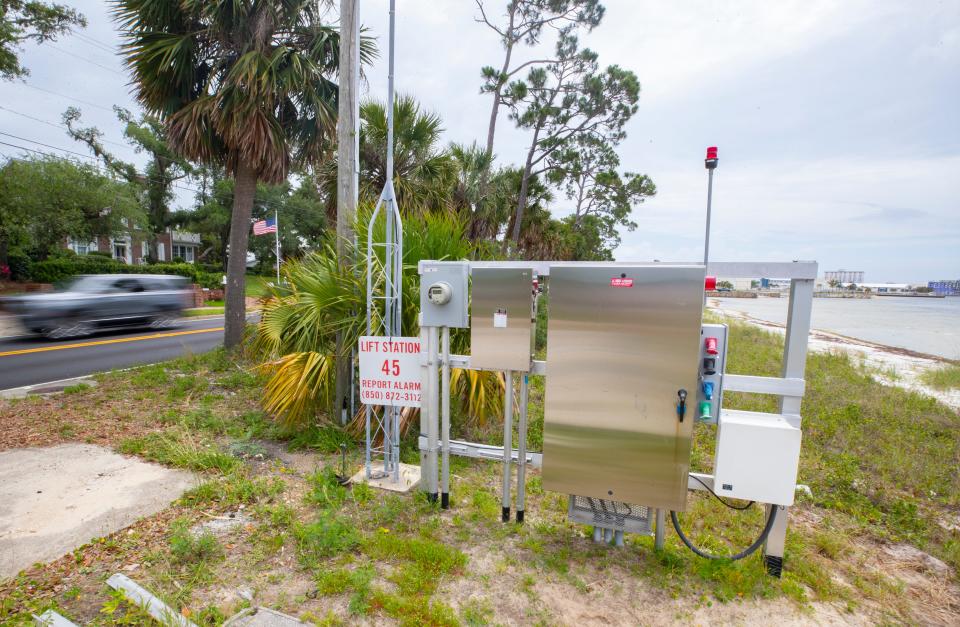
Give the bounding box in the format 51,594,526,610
415,259,815,574
364,0,403,482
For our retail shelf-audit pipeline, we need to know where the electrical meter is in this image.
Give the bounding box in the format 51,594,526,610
427,282,452,306
419,262,469,328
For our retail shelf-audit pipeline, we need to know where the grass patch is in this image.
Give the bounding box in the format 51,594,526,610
293,516,360,568
920,363,960,390
183,307,224,317
61,383,90,395
118,430,239,473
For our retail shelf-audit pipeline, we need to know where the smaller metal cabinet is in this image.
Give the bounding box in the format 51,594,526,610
419,261,470,328
470,267,535,371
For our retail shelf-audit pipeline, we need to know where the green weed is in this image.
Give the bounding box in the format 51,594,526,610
293,516,360,568
118,430,239,473
920,363,960,390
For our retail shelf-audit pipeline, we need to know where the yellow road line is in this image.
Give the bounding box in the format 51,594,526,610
0,327,224,358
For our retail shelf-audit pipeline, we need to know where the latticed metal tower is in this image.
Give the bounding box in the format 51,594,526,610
365,0,403,481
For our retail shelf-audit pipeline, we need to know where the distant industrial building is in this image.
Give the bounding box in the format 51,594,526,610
929,280,960,296
824,269,864,283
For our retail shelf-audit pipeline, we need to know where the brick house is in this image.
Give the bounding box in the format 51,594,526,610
66,228,202,265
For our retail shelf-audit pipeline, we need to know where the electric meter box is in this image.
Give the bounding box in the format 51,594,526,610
470,267,535,371
713,410,802,506
419,261,469,328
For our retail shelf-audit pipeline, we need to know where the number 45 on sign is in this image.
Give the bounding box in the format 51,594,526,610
358,336,422,408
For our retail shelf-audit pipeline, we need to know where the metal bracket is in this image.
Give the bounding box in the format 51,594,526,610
419,436,542,468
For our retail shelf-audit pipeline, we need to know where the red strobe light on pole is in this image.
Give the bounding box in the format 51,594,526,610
705,146,718,169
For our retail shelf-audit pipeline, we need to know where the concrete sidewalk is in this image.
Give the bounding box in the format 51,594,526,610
0,444,196,579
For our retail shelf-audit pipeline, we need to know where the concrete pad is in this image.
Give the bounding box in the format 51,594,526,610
0,444,196,579
350,462,421,493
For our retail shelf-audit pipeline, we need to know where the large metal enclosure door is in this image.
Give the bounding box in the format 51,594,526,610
542,264,705,512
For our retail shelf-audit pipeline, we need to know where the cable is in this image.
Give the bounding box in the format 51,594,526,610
689,474,754,510
74,33,117,55
670,504,778,561
0,130,104,161
18,84,115,112
0,105,140,149
46,44,125,76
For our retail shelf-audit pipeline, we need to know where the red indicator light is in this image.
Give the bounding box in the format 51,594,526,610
704,337,718,355
704,276,717,291
706,146,718,160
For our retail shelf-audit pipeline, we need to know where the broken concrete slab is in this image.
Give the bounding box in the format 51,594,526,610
0,444,196,579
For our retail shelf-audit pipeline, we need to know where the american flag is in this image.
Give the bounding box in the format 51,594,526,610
252,218,277,235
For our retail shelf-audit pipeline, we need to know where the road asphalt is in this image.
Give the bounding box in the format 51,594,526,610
0,316,226,391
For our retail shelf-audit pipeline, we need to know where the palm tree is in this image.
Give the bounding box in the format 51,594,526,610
252,210,503,434
318,95,456,217
113,0,373,348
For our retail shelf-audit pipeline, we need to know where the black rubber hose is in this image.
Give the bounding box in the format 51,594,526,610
670,505,779,561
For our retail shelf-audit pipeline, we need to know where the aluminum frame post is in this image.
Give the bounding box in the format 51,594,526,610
427,326,440,502
654,508,665,550
763,276,814,576
516,373,528,523
501,370,513,522
440,326,451,508
418,322,431,494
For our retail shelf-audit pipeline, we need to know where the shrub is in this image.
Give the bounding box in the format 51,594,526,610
6,249,32,281
28,257,220,288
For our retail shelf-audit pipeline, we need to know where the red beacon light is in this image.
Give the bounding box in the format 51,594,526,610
704,276,717,291
705,146,718,170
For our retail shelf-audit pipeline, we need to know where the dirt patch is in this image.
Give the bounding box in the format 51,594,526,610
0,443,196,579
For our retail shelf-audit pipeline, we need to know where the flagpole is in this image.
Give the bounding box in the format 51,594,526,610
274,209,280,284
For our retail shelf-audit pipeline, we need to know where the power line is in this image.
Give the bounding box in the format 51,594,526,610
18,83,116,112
0,130,100,161
0,140,292,210
0,105,132,149
0,136,202,195
74,32,118,55
46,43,125,76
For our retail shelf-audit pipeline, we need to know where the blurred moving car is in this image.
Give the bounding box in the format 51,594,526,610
0,274,191,339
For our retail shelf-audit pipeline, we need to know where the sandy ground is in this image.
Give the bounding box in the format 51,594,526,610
709,301,960,412
0,443,196,579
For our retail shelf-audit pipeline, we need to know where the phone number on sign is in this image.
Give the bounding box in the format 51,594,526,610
361,390,421,403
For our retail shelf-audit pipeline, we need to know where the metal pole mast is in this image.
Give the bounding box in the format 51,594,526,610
703,146,718,267
274,209,280,284
365,0,403,482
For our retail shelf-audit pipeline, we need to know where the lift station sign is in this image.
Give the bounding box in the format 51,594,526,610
358,336,422,408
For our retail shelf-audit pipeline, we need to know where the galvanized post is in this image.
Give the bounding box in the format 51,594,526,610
501,370,513,522
440,326,451,508
516,373,528,522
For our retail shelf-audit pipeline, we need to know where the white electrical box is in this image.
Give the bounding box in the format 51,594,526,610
713,410,802,506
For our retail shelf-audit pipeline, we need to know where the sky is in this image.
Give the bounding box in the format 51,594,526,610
1,0,958,283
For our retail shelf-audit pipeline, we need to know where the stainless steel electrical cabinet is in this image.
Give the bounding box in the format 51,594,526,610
469,267,535,371
542,264,706,512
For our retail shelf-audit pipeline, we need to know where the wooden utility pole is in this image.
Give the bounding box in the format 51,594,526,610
335,0,360,424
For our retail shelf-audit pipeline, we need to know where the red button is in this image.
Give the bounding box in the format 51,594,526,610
704,337,718,355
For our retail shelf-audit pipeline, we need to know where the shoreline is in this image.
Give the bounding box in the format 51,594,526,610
708,300,960,412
